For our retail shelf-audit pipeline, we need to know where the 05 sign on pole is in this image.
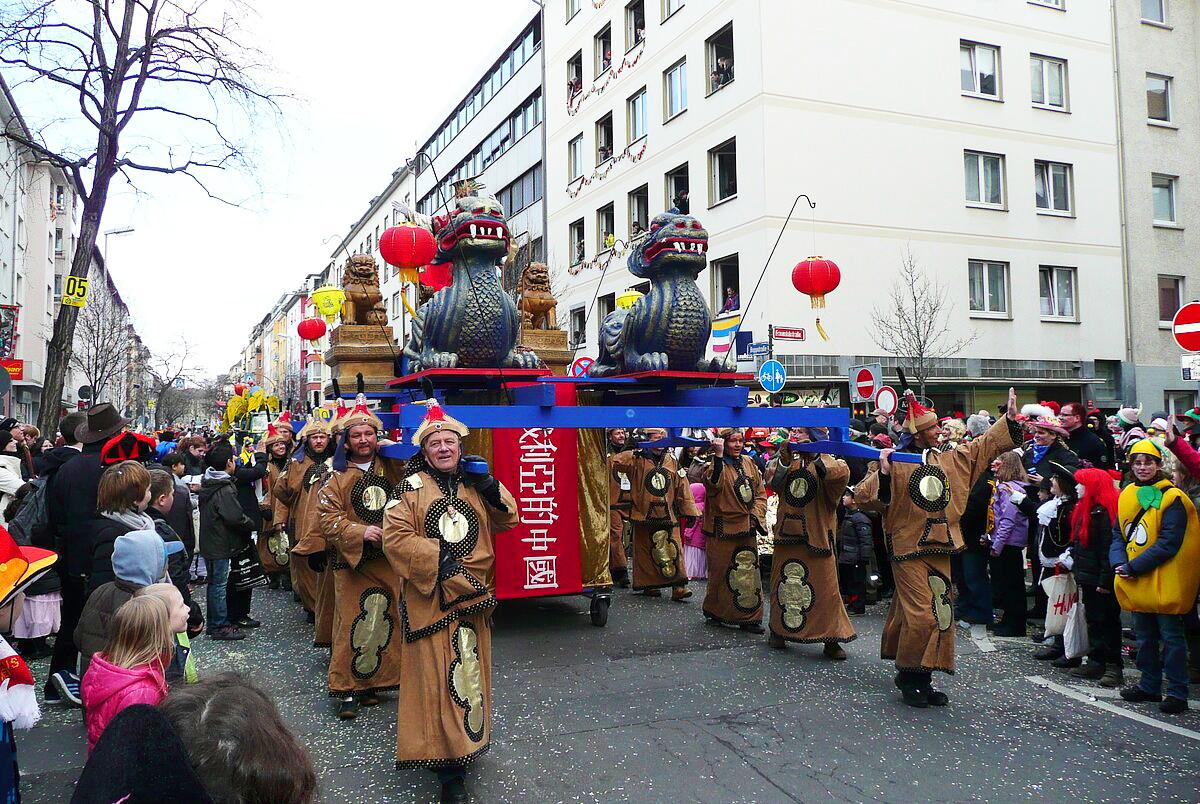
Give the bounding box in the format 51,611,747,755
61,276,89,308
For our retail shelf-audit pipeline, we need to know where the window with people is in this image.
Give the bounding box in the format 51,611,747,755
626,1,645,48
707,24,734,93
595,25,612,76
712,254,740,314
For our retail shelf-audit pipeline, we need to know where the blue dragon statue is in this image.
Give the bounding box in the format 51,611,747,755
403,192,540,371
586,211,721,376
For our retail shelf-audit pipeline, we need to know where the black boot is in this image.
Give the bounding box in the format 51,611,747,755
895,672,929,708
440,778,468,803
268,575,280,590
281,573,293,592
337,696,359,720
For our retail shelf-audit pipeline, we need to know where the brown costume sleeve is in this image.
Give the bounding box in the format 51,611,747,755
748,458,767,522
318,473,368,568
853,470,886,514
274,464,300,508
936,416,1018,492
673,470,701,519
820,456,850,505
381,489,440,598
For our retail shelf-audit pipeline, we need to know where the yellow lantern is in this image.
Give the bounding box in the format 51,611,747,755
310,285,346,324
616,288,644,310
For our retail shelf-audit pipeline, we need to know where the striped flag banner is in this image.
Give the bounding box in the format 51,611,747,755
711,314,741,354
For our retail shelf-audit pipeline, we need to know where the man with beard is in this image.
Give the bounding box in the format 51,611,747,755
273,415,335,634
318,397,404,720
382,403,519,803
258,415,294,590
606,428,632,588
854,388,1020,708
608,427,699,601
764,428,855,658
702,428,768,632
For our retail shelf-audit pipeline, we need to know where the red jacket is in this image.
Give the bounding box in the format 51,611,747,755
1168,437,1200,480
81,653,168,752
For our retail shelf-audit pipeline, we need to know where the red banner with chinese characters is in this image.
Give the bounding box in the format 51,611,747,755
492,385,583,600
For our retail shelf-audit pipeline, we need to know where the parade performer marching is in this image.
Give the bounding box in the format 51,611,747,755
608,427,699,601
382,403,519,803
258,415,294,590
607,428,632,588
317,396,404,720
702,428,768,632
854,388,1020,708
273,414,335,633
764,428,855,658
310,403,351,652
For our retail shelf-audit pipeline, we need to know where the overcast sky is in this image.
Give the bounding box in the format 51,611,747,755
87,1,536,376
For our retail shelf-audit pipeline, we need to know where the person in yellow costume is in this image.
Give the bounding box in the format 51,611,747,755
1111,438,1200,714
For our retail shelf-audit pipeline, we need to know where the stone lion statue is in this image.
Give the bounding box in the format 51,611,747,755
341,254,387,325
518,261,557,330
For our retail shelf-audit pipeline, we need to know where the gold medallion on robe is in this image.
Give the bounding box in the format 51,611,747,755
352,470,393,525
449,622,486,742
350,587,394,679
727,547,761,612
424,496,481,559
782,467,817,508
907,465,950,512
644,468,671,497
734,476,754,506
650,527,680,578
268,530,291,565
776,560,815,631
928,572,953,631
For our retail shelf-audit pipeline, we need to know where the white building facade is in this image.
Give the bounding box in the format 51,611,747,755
545,0,1126,413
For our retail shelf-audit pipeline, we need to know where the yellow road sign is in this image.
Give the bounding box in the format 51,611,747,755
61,275,89,308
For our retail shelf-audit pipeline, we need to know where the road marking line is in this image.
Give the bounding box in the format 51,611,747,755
970,624,996,653
1027,675,1200,742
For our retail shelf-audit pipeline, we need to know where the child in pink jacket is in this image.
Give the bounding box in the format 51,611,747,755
81,595,172,752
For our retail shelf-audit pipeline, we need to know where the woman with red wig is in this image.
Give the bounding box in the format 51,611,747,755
1068,468,1123,688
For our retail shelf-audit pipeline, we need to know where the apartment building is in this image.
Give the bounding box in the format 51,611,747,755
545,0,1125,412
1113,0,1200,411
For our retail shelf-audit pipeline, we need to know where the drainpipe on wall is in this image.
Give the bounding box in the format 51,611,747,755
1110,0,1136,400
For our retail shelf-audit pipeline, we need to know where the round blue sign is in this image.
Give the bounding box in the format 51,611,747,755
758,359,786,393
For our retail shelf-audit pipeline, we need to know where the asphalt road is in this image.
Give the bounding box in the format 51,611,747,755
20,581,1200,803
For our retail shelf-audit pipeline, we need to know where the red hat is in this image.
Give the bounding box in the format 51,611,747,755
1040,400,1061,415
0,522,56,610
100,432,156,466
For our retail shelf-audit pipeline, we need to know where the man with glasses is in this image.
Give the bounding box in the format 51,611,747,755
1060,403,1111,470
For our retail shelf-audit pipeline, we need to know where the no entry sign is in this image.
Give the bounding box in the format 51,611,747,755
849,362,881,403
1173,302,1200,353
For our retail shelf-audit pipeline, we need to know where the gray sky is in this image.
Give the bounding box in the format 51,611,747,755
94,0,535,376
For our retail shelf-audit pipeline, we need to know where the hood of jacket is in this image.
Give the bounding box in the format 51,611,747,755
37,444,81,474
197,475,235,505
83,653,165,710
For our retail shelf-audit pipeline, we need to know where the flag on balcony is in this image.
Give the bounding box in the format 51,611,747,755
710,314,741,354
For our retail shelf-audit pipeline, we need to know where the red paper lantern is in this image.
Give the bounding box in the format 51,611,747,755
296,317,327,343
791,256,841,308
379,223,436,272
419,262,452,292
233,383,246,396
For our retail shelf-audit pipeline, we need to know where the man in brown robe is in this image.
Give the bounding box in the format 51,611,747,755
765,428,855,658
854,388,1020,707
702,428,768,632
607,428,632,588
609,427,700,602
273,415,334,636
318,397,404,720
382,403,519,804
257,418,294,589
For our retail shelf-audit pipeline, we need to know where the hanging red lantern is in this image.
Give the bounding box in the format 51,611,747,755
419,262,452,292
791,256,841,341
233,383,246,396
296,317,327,343
380,223,436,283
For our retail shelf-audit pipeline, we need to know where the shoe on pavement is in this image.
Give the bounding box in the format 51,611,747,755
1099,668,1124,688
337,696,359,720
305,610,316,624
671,587,692,602
440,778,468,804
235,617,262,629
616,577,631,589
641,588,662,597
1120,687,1162,703
358,692,381,707
1033,645,1063,661
1051,656,1081,669
49,671,83,707
924,687,949,706
823,642,847,661
1159,696,1188,714
739,623,765,634
1070,661,1105,680
767,634,786,649
894,677,928,708
209,626,246,641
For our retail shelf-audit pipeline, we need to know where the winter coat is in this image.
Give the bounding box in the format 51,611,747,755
1070,504,1116,589
86,515,152,596
147,508,202,631
1168,437,1200,481
1021,440,1080,478
0,453,24,525
1066,427,1111,470
960,471,996,554
82,653,168,753
74,579,139,681
47,441,105,577
838,509,874,564
987,480,1030,555
34,444,80,478
198,475,254,560
233,454,268,532
182,452,205,479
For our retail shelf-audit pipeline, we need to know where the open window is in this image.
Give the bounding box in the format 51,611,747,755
626,1,646,49
568,51,583,98
665,163,689,213
708,138,737,204
597,203,615,251
710,254,740,314
706,24,734,94
595,25,612,77
569,218,586,265
628,184,649,236
596,113,614,164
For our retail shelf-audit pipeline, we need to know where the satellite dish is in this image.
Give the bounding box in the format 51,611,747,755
78,385,93,400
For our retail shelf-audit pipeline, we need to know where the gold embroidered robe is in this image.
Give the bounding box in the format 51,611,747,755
702,455,767,624
609,450,700,590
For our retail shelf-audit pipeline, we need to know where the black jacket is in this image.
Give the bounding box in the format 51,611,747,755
148,507,202,630
159,488,195,552
198,475,255,560
34,444,80,478
233,454,268,531
1070,504,1115,589
1021,440,1080,477
960,470,996,553
1066,427,1110,471
47,441,104,577
85,515,145,596
838,510,874,564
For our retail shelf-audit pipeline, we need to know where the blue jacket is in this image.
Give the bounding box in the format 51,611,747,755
1110,497,1186,576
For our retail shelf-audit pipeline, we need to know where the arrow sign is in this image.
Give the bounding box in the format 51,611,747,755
1173,302,1200,353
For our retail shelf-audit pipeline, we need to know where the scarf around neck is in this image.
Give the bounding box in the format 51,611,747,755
102,509,155,532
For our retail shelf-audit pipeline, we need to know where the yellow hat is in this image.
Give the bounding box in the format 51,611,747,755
1128,438,1164,461
338,393,383,433
411,401,470,446
297,414,333,440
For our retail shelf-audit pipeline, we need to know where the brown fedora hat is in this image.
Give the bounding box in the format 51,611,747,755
75,402,130,445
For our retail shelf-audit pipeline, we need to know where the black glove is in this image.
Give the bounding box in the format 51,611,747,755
461,454,506,511
459,455,492,487
307,551,328,573
438,547,463,580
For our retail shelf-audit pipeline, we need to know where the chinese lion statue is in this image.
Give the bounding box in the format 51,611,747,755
586,211,719,376
341,254,387,326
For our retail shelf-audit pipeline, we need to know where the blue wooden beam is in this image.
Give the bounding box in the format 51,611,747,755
791,439,923,464
390,404,851,430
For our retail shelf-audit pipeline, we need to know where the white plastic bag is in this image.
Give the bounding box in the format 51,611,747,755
1040,571,1078,636
1063,600,1089,659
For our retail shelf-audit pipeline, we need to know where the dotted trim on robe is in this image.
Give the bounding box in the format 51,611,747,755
399,595,497,644
351,466,392,525
395,742,490,771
